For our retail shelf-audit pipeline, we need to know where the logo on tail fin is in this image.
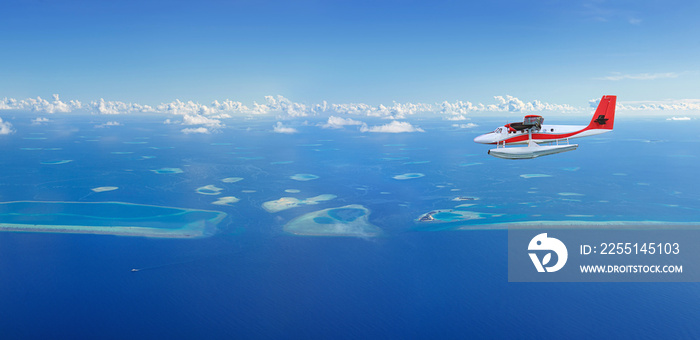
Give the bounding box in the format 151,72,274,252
588,95,616,130
594,115,609,125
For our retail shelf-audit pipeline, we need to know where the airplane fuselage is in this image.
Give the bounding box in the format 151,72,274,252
473,124,612,145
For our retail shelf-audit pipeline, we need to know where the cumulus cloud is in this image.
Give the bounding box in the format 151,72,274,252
181,127,211,134
452,123,478,129
273,122,298,134
439,100,483,116
437,96,575,120
182,114,222,128
320,116,365,129
596,72,679,81
95,121,122,128
609,99,700,111
0,117,15,135
1,94,591,118
360,120,424,133
445,115,468,121
31,117,51,125
210,99,249,113
489,95,576,112
666,116,691,121
374,102,433,119
254,95,309,117
1,94,82,113
330,101,433,118
157,99,211,115
91,98,153,114
8,93,700,119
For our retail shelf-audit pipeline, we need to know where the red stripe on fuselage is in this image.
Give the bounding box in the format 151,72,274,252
491,128,589,144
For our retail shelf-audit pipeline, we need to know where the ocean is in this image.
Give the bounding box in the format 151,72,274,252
1,113,699,338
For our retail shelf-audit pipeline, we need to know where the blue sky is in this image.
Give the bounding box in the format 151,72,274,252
1,0,699,108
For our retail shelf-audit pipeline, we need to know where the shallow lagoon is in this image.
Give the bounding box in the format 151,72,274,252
0,201,225,238
284,204,382,237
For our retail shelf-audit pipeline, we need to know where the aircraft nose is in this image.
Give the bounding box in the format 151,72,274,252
473,133,491,144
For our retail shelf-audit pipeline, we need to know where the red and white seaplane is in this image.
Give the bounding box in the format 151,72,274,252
473,95,616,159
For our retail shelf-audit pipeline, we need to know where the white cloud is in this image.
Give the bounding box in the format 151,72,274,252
210,99,249,114
9,93,700,118
91,98,153,114
445,115,468,121
666,116,691,121
0,94,82,113
490,95,576,112
0,117,15,135
452,123,478,129
320,116,365,129
31,117,51,125
1,94,572,117
439,100,482,116
614,99,700,111
273,122,298,134
438,96,575,118
182,114,222,128
254,95,309,117
95,121,122,128
330,101,433,118
360,120,424,133
596,72,679,81
181,127,211,134
374,102,433,119
157,99,212,115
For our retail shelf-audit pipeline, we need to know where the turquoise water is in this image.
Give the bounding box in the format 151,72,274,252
1,115,699,338
327,207,366,222
0,201,225,235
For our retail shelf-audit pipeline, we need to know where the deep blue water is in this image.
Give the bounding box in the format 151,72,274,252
1,114,699,338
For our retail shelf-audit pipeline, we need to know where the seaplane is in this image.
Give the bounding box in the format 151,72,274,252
473,95,616,159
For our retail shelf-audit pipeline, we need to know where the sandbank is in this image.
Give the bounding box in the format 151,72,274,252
196,185,223,195
0,201,225,238
290,174,319,181
91,186,119,193
262,194,336,213
393,173,425,180
212,196,240,206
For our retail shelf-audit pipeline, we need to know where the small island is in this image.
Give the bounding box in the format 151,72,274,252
284,204,382,237
416,209,489,223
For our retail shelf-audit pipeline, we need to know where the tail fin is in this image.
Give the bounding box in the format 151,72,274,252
587,95,616,130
